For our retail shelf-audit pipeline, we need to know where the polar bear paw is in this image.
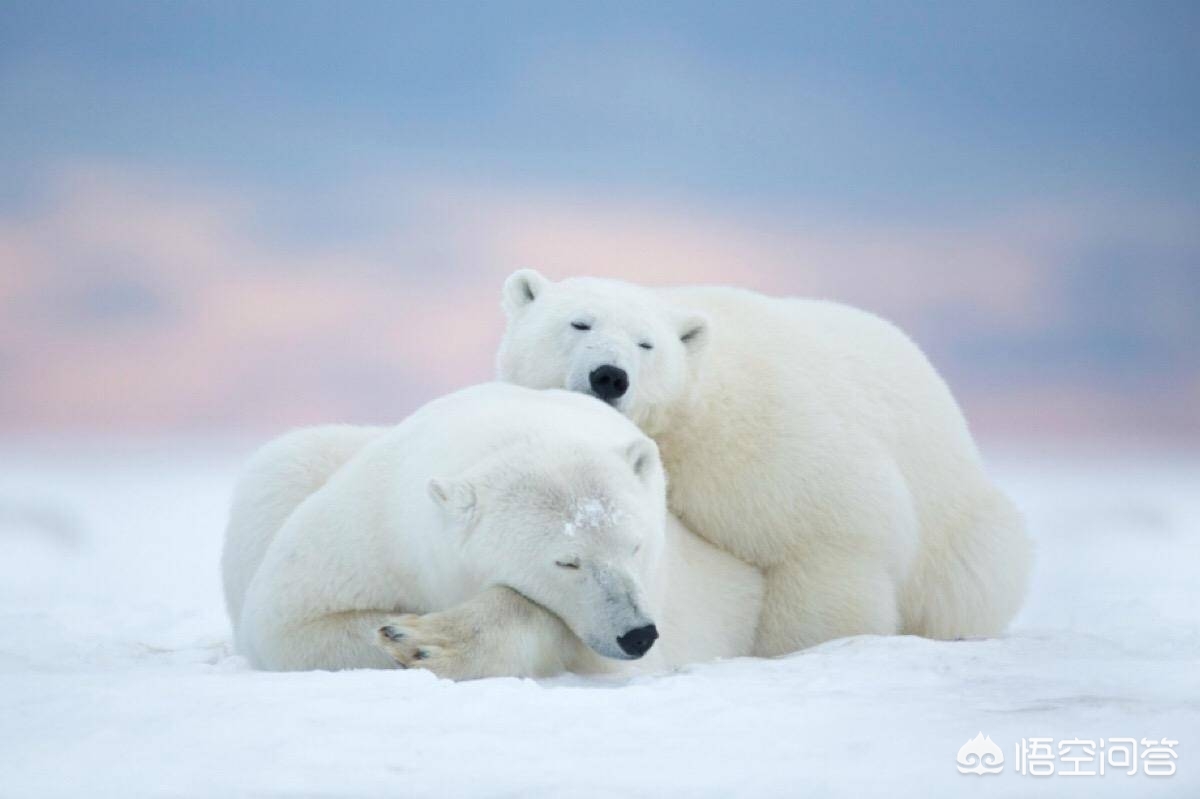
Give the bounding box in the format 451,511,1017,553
377,614,473,679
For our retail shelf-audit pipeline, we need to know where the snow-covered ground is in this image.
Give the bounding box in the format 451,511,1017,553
1,440,1196,797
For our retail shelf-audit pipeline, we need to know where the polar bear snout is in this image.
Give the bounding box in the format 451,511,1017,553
616,623,658,658
589,365,629,402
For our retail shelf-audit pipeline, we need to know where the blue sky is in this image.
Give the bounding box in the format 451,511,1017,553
5,1,1198,209
1,2,1197,440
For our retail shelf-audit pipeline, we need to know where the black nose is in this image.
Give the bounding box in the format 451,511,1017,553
616,624,658,658
589,365,629,401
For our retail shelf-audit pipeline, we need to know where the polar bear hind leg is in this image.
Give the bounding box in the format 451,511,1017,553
222,424,388,626
900,490,1031,640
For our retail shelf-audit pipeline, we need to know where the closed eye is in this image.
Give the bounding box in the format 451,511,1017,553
555,559,581,569
571,321,591,331
638,341,653,350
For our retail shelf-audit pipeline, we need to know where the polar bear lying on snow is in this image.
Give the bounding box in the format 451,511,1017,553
223,383,761,677
498,271,1031,655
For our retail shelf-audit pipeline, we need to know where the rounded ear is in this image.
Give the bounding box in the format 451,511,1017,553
676,310,709,353
502,269,550,317
428,478,478,527
622,437,661,483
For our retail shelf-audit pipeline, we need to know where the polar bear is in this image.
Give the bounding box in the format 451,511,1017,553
222,382,761,677
497,271,1031,656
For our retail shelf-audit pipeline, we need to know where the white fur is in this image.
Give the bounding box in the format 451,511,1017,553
497,272,1032,655
222,383,761,676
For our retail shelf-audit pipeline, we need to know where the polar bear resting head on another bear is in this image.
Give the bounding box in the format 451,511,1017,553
497,270,709,437
497,270,1030,655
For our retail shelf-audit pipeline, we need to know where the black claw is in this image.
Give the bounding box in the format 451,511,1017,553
380,625,404,642
415,649,429,660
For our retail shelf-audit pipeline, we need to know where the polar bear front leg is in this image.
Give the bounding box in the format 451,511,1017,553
241,608,415,671
376,585,587,680
753,554,901,656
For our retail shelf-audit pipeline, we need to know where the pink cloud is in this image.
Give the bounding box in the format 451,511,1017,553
0,162,1194,443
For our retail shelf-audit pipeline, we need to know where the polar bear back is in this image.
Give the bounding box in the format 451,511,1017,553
654,285,1028,640
655,286,996,549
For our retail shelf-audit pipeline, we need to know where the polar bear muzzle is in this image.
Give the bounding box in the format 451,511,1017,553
616,623,658,658
589,365,629,403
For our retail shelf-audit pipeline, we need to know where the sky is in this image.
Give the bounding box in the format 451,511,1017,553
1,1,1197,444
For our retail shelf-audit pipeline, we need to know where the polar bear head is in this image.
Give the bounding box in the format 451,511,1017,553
428,433,667,660
496,270,707,435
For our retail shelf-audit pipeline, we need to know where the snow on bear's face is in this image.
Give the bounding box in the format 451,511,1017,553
428,437,667,661
497,270,708,435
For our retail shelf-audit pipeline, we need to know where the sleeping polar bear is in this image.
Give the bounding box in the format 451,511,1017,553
222,382,761,678
497,271,1032,656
